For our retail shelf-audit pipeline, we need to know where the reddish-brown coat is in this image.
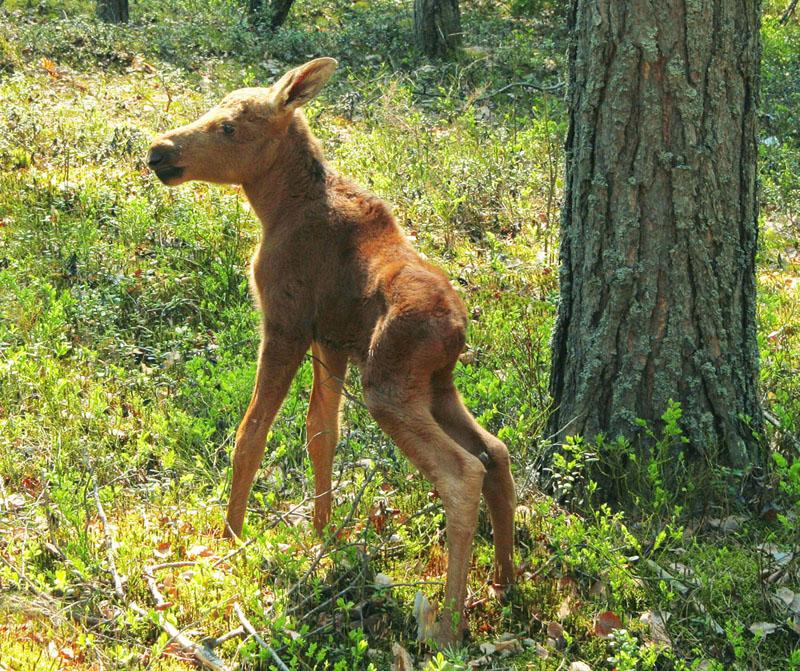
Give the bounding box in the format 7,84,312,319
148,58,516,645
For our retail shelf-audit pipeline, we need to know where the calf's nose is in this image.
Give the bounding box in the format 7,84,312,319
147,143,178,169
147,146,167,168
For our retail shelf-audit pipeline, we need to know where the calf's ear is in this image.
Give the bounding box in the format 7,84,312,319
273,57,338,111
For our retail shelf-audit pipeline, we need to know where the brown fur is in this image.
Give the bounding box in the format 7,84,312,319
147,58,516,645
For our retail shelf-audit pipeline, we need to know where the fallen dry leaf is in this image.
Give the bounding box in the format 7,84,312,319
640,610,671,645
479,642,496,655
2,493,25,510
776,587,800,615
569,662,592,671
186,544,214,560
588,579,607,598
41,57,60,79
708,515,747,532
493,638,522,655
374,573,393,588
749,621,779,637
546,621,564,641
593,610,622,638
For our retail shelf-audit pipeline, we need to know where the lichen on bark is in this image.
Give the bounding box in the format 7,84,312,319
548,0,765,491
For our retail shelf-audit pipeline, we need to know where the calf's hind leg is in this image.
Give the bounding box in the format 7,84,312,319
432,374,516,588
306,342,348,534
364,381,486,645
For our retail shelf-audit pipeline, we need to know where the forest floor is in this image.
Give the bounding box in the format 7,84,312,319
0,1,798,669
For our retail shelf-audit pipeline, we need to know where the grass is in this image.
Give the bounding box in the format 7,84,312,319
0,1,798,669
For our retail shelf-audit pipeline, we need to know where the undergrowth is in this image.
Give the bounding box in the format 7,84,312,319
0,1,798,670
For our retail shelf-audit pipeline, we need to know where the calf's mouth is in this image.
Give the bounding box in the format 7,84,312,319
153,165,185,183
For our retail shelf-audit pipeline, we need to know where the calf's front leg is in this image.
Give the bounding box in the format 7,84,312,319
224,336,309,538
306,342,348,534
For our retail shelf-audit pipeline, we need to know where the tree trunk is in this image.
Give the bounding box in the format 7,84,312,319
96,0,128,23
247,0,295,30
414,0,462,58
548,0,764,497
268,0,295,29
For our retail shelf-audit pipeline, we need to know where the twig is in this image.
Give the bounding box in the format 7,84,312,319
143,570,170,609
233,602,289,671
471,79,565,104
131,566,231,669
205,626,246,649
148,560,197,572
781,0,799,25
89,467,125,600
212,538,254,568
129,601,230,671
0,554,60,607
285,467,376,606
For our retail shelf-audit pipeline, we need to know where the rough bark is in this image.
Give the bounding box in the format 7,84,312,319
414,0,462,58
96,0,128,23
549,0,765,491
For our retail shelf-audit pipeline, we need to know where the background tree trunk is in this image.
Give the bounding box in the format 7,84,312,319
96,0,128,23
548,0,765,497
268,0,295,29
247,0,295,29
414,0,462,58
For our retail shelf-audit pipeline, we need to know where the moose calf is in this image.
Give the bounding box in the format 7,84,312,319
147,58,516,644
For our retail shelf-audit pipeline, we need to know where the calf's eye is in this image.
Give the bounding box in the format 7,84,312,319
222,123,235,136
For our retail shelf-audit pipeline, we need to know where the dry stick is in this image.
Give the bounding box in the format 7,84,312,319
205,626,246,649
285,467,377,607
147,539,254,575
148,560,197,572
0,553,60,608
781,0,799,25
471,79,565,104
212,537,254,568
89,469,125,600
233,602,290,671
87,465,232,670
143,571,170,609
129,602,230,671
130,572,231,670
288,498,441,619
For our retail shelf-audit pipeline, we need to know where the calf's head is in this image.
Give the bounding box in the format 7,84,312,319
147,57,337,186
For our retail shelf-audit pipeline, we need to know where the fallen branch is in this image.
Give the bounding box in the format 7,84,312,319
233,602,290,671
212,538,254,568
143,570,170,610
205,626,246,649
471,79,565,104
129,601,230,671
285,466,376,607
89,467,125,600
0,553,60,608
148,560,197,572
781,0,799,25
132,560,231,669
